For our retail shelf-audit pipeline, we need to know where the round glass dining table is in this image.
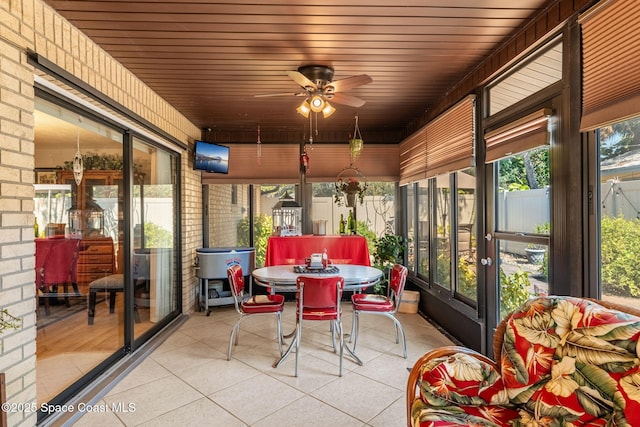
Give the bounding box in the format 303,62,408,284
252,264,383,293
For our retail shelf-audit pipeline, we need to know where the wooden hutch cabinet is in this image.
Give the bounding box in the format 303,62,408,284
76,237,115,292
56,170,123,289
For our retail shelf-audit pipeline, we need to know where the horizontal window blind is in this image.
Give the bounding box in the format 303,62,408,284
485,108,552,163
580,0,640,130
425,95,476,178
305,144,399,182
399,130,427,185
399,95,476,184
201,143,299,184
201,143,399,184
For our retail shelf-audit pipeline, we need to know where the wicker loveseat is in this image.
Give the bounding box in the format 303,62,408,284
407,296,640,426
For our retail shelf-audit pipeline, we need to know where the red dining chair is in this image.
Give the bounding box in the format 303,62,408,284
273,275,362,377
37,238,81,315
227,264,285,361
350,263,408,359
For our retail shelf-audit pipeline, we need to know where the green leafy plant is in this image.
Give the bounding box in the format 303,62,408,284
601,214,640,297
60,152,144,176
457,257,477,299
371,233,407,294
143,222,173,247
499,268,532,318
1,308,21,334
237,214,273,268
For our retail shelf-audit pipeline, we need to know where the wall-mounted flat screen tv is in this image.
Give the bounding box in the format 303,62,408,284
194,140,229,174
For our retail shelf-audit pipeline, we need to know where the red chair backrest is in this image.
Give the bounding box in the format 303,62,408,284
42,239,80,284
227,264,244,298
389,264,408,299
296,276,344,310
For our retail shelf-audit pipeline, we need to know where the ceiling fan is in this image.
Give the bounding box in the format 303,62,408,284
256,65,372,118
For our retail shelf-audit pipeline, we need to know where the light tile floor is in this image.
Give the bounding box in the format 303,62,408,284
70,302,454,426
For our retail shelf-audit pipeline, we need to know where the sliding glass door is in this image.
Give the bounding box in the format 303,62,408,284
132,136,180,340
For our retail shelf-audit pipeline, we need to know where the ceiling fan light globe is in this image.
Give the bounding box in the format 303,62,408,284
310,95,325,112
322,102,336,118
297,100,311,118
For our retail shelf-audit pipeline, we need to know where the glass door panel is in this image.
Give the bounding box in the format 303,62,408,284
417,181,429,278
435,174,451,289
598,117,640,307
34,99,124,405
132,138,179,339
492,147,550,322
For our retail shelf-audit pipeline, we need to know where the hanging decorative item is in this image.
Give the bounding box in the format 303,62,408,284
256,125,262,164
334,166,368,207
300,147,309,172
349,115,364,164
72,132,84,185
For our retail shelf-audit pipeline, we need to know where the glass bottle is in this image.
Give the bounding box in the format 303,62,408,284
34,216,39,238
347,210,354,234
339,214,345,235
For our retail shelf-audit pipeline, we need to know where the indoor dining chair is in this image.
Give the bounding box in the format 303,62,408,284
226,264,285,361
36,238,81,315
273,275,362,377
350,263,408,359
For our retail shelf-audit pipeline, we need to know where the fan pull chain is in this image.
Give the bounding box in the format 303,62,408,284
256,125,261,164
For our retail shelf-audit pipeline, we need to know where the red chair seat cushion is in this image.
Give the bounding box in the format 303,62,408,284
352,293,393,311
300,306,340,321
241,294,284,314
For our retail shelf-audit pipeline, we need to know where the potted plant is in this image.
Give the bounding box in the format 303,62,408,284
525,222,549,265
334,177,367,207
372,233,407,294
349,138,363,162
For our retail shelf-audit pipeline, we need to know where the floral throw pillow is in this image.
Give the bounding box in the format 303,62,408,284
500,296,640,425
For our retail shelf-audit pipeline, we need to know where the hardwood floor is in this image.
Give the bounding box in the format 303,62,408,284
36,294,154,404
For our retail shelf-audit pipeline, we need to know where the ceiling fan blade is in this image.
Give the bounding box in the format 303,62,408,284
254,92,306,98
286,70,317,91
326,74,372,93
330,92,366,108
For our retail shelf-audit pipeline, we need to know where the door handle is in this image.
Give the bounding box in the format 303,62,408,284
481,257,493,266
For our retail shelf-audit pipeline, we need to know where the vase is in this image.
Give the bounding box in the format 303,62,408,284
525,247,546,264
345,192,356,207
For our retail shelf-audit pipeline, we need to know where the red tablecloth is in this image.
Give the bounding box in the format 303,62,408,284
265,235,371,266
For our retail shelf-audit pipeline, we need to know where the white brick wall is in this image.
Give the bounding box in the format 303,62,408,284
1,1,204,422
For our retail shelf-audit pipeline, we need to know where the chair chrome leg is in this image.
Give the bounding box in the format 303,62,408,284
276,312,284,356
391,317,408,359
342,317,363,368
337,321,344,376
273,324,298,369
331,321,338,353
227,323,241,360
294,323,302,377
351,311,360,351
349,311,357,343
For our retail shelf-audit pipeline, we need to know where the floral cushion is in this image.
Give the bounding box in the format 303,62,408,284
411,296,640,426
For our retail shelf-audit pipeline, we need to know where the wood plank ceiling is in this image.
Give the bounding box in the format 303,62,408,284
44,0,553,144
